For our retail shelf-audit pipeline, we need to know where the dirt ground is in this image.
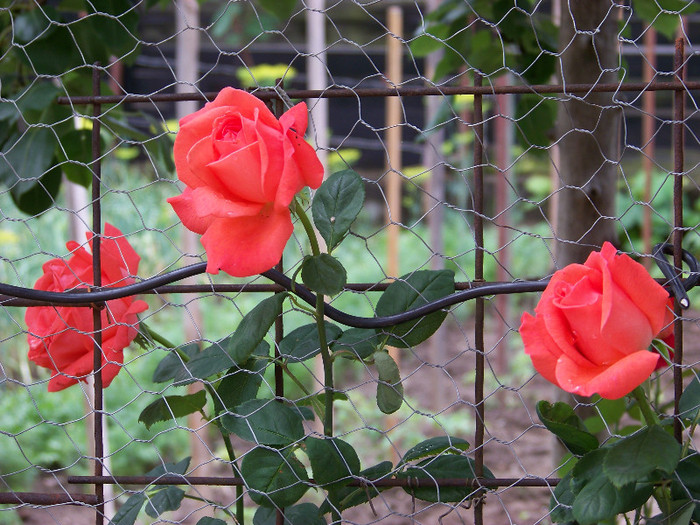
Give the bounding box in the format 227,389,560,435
10,312,700,525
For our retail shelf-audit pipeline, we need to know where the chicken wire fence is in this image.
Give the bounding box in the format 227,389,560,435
0,1,699,524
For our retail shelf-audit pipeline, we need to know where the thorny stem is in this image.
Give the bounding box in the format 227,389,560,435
293,202,334,436
140,323,245,524
631,386,660,426
182,494,237,522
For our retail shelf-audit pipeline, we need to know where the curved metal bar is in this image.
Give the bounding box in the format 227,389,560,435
2,242,696,328
0,262,547,328
653,243,700,309
262,269,548,328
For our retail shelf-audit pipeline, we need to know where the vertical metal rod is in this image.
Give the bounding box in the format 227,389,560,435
272,96,286,525
90,64,105,525
672,37,685,443
642,26,657,267
472,72,485,525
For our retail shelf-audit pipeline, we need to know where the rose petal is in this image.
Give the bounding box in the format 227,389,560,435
555,276,628,365
589,242,670,335
555,349,661,399
520,312,560,386
200,207,294,277
168,187,263,235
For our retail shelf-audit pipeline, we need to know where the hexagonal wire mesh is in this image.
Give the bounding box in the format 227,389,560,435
0,1,699,524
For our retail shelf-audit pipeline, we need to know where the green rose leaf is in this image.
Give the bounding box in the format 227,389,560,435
253,502,326,525
10,165,63,216
514,94,556,151
572,474,624,525
321,461,393,513
110,493,146,525
331,328,381,360
679,376,700,421
374,351,403,414
634,0,698,40
221,399,304,446
196,518,227,525
279,322,343,362
301,254,347,296
647,500,696,525
400,436,470,466
312,169,365,251
672,454,700,523
56,129,94,187
147,457,191,477
536,401,599,456
398,455,494,503
549,470,575,523
145,486,185,518
177,293,285,382
603,425,681,488
375,270,455,348
258,0,298,20
214,343,269,414
138,391,207,430
152,343,199,384
227,293,287,363
303,437,361,489
242,447,310,508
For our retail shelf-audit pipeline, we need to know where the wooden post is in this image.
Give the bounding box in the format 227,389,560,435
385,6,403,282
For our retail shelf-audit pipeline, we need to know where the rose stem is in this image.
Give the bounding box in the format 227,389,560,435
631,386,660,426
294,203,334,437
140,322,245,523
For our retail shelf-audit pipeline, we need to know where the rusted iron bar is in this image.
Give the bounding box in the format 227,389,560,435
56,80,699,106
0,492,99,505
672,38,686,443
472,71,486,525
67,475,559,488
90,65,105,525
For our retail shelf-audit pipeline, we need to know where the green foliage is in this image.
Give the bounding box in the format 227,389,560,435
253,503,326,525
373,350,404,414
222,399,305,446
110,458,190,525
312,169,365,252
399,455,493,503
633,0,699,40
0,1,176,215
375,269,455,348
301,254,347,296
399,436,470,465
536,401,599,456
304,437,361,490
279,322,343,362
138,391,207,430
603,426,681,488
411,0,557,84
242,447,310,508
679,376,700,421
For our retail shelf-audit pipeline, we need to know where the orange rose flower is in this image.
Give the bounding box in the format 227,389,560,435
167,87,324,277
520,242,673,399
26,224,148,391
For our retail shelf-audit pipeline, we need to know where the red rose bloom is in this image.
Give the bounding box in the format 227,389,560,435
167,87,324,277
26,224,148,392
520,242,673,400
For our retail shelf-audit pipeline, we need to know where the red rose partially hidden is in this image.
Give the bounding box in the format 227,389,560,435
167,87,324,277
26,224,148,392
520,242,673,400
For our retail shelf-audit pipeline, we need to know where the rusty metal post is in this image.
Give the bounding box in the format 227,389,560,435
672,37,686,443
90,64,105,525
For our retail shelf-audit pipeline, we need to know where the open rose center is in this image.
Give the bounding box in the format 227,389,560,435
214,114,243,143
